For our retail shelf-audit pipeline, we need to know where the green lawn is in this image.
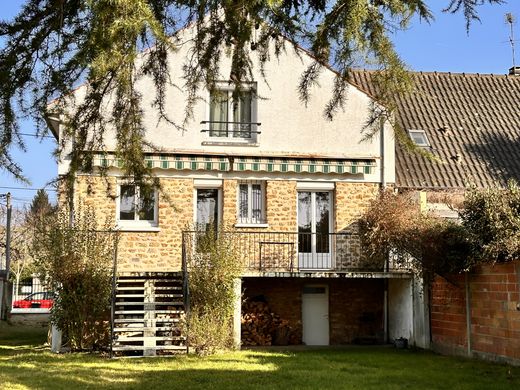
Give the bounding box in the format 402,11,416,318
1,323,519,390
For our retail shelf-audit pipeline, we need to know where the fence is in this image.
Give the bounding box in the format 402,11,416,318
182,230,410,273
11,278,53,310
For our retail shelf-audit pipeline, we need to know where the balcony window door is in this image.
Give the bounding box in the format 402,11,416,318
298,191,333,269
196,188,220,233
209,89,252,139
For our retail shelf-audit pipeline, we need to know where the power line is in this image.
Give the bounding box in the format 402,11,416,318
0,186,57,192
19,132,55,139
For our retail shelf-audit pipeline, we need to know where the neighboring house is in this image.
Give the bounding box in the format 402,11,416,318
46,27,426,357
350,67,520,192
350,67,520,364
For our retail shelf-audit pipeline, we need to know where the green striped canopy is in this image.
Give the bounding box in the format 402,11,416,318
95,154,376,175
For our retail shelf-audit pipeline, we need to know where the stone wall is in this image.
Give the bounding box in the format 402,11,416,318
431,261,520,365
72,176,379,272
9,312,50,327
242,277,384,345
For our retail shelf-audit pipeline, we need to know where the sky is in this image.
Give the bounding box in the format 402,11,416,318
0,0,519,209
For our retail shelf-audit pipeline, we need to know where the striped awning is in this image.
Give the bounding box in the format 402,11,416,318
94,154,376,175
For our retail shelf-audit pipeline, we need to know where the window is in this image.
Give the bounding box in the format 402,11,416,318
118,184,158,227
237,181,266,225
408,129,430,147
208,87,255,139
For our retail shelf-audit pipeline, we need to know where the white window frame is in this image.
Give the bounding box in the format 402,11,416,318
236,180,267,227
206,82,258,143
116,183,159,230
408,129,430,147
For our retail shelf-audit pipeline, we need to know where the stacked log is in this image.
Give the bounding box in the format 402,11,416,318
241,300,294,346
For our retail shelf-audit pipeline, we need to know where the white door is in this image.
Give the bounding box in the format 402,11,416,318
302,285,329,345
298,191,333,269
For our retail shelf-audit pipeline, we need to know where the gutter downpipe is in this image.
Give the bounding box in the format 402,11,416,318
380,117,389,343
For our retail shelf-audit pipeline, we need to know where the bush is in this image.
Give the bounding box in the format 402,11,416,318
185,229,243,355
462,181,520,263
32,203,118,351
360,190,470,274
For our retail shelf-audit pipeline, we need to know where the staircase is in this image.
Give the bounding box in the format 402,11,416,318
111,272,187,357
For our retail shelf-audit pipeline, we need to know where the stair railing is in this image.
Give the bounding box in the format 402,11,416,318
181,231,190,354
109,238,119,358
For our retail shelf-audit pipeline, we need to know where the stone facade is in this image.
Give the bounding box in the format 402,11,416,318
71,175,380,272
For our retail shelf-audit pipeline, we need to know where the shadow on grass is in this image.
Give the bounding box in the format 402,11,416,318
0,346,519,390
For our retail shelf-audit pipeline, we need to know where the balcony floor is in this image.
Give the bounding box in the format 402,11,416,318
241,270,413,278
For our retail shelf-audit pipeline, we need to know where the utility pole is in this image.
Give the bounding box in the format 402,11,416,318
0,192,12,321
5,193,11,281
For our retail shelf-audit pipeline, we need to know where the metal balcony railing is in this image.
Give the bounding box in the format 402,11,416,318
182,230,410,273
200,120,262,138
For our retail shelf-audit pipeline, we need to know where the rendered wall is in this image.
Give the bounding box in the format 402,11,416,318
388,278,413,342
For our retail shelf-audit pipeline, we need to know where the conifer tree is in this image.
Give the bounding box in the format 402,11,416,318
0,0,503,186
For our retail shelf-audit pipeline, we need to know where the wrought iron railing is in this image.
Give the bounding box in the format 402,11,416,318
200,120,261,138
182,230,410,273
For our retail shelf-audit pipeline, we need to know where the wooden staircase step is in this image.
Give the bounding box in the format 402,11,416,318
111,345,186,352
113,319,181,326
114,310,184,315
116,286,145,291
113,326,178,332
115,294,145,298
114,336,186,342
115,301,184,306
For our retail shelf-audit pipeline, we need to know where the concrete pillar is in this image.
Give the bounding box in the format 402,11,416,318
143,279,156,357
51,325,62,353
388,278,413,343
232,278,242,349
412,274,431,349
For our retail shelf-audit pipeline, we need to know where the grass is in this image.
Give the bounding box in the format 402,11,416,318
1,323,519,390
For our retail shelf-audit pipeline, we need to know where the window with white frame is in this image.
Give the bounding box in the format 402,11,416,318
118,184,158,227
237,181,266,225
208,86,256,140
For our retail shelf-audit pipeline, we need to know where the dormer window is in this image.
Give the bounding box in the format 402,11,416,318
202,83,260,143
408,129,430,147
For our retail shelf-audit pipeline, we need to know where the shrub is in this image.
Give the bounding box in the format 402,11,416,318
462,181,520,263
32,203,118,351
185,228,243,355
360,190,470,274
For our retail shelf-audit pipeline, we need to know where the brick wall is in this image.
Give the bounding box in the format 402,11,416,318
242,277,384,345
431,274,467,353
329,278,384,344
431,261,520,364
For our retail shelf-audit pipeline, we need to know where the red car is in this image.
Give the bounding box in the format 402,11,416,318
12,292,54,309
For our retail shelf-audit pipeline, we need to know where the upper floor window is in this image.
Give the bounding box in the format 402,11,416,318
118,184,158,228
205,84,259,141
237,181,266,225
408,129,430,147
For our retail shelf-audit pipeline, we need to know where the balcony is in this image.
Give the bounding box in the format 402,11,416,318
181,231,412,276
200,120,261,143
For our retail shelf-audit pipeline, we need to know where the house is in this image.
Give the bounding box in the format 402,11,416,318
46,27,427,356
350,68,520,364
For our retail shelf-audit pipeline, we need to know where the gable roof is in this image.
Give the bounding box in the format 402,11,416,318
349,70,520,189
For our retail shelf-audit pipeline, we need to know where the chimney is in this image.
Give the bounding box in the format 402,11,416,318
509,66,520,76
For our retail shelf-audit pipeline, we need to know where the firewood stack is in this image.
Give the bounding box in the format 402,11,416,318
241,300,295,346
